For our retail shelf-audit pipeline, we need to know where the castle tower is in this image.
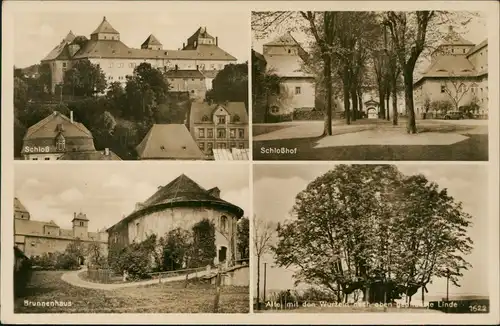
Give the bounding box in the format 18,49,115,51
90,16,120,41
141,34,163,50
14,197,30,220
72,212,89,239
185,26,216,49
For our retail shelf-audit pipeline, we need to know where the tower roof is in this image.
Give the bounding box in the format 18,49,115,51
91,16,119,35
440,26,474,46
14,197,29,213
141,34,162,47
264,32,298,46
189,26,215,40
64,30,76,43
72,212,89,221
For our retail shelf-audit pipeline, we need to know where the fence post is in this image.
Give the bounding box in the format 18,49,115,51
213,266,221,313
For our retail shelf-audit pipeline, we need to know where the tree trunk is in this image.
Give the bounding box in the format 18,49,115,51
351,85,358,122
378,88,386,120
392,78,398,126
421,286,425,306
343,68,351,125
357,89,363,118
256,256,260,310
323,57,333,136
403,67,417,134
386,88,390,121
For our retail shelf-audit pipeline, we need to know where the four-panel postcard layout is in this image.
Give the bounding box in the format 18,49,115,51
1,1,498,325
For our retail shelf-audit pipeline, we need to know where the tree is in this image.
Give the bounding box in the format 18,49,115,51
237,217,250,260
253,214,275,309
273,165,473,304
63,59,107,96
207,63,249,109
442,74,473,111
14,77,29,109
162,228,193,271
383,11,477,133
87,241,106,268
251,50,282,123
191,219,217,267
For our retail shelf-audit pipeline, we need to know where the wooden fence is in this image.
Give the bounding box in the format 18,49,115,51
86,268,117,283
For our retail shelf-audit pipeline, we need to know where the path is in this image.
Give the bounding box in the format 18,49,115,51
61,267,210,291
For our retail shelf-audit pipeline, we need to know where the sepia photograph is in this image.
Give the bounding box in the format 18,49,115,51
13,163,250,313
253,164,490,313
13,10,249,161
252,11,489,161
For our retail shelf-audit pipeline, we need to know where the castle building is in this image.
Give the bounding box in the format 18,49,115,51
21,111,121,160
41,17,237,94
187,102,248,159
107,174,244,266
258,33,316,117
414,26,488,117
14,197,108,261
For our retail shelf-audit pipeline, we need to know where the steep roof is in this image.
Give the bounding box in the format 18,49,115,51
186,27,215,46
58,150,122,160
142,34,162,47
200,70,219,79
41,31,76,61
190,102,248,124
264,32,298,46
165,69,206,79
72,40,236,61
467,39,488,56
24,111,92,140
136,124,206,160
91,16,120,35
108,174,244,230
421,55,477,77
14,198,29,214
264,55,314,78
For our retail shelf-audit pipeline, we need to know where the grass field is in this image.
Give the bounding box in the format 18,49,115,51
15,271,249,313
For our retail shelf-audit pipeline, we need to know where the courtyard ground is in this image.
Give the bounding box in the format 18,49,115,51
253,118,488,161
15,271,249,313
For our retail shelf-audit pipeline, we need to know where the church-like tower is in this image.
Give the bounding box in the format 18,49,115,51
72,212,89,239
90,16,120,41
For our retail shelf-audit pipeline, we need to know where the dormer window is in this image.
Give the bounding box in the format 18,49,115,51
233,115,240,123
217,115,226,124
56,134,66,151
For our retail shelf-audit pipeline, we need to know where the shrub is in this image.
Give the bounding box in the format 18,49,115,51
293,109,324,121
14,248,32,297
266,113,293,123
55,252,79,270
430,100,453,113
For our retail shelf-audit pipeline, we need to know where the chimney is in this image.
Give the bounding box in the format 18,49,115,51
208,187,221,198
104,148,110,156
216,36,218,46
70,111,74,123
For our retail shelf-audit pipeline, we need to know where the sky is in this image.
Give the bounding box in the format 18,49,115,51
12,9,250,68
252,11,488,77
14,163,250,232
253,163,490,299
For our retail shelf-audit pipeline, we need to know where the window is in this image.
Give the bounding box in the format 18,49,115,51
191,90,195,93
295,86,301,95
238,129,245,139
207,128,213,138
202,115,210,122
239,142,245,149
220,216,228,233
271,106,279,114
192,78,195,81
199,142,205,151
62,62,67,68
80,221,84,227
207,142,213,152
109,62,114,68
32,158,38,160
440,85,446,93
230,129,236,138
230,142,236,148
288,49,291,54
233,115,240,123
217,128,226,138
56,137,65,151
118,63,124,68
217,116,226,124
211,64,215,69
217,142,227,149
44,157,50,160
198,128,205,138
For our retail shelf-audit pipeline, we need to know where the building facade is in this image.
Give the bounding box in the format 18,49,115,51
21,111,120,160
414,26,488,117
165,69,208,101
187,102,249,158
261,33,316,116
14,197,108,260
107,174,244,266
41,17,237,94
